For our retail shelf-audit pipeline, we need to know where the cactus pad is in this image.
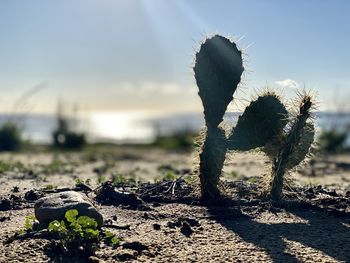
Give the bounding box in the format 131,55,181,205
228,94,288,151
286,122,315,169
194,35,244,128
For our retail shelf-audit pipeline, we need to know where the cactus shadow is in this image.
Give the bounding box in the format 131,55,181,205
209,207,350,262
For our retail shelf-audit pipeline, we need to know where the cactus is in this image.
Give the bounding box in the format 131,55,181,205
194,35,244,200
194,34,315,202
269,95,315,201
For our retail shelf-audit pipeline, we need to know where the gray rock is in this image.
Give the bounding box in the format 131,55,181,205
34,191,103,227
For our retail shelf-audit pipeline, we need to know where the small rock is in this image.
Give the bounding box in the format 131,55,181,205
0,216,10,222
180,221,193,237
25,189,43,201
153,223,161,230
0,198,12,211
167,220,181,229
181,217,200,227
143,212,150,219
35,191,103,227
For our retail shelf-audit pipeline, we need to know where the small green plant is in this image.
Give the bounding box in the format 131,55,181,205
247,176,259,184
47,209,120,252
75,178,91,186
226,171,244,180
112,173,128,184
19,209,120,255
154,171,177,182
111,173,141,187
49,209,99,240
41,184,58,191
98,175,107,184
104,230,121,246
183,175,196,185
19,215,37,234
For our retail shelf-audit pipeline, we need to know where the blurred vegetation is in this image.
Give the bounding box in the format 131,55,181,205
0,159,28,173
150,132,195,150
52,103,86,150
318,129,348,153
0,84,48,152
154,171,177,182
0,122,22,151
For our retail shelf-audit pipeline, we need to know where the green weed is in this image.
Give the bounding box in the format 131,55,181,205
20,209,120,255
154,171,177,182
41,184,58,191
48,209,120,250
111,173,140,187
19,215,37,235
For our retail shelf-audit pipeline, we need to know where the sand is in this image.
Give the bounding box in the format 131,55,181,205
1,147,350,262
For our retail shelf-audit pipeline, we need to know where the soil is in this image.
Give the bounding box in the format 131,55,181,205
1,147,350,263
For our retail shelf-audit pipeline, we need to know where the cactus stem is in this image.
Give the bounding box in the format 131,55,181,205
199,127,227,201
270,95,313,201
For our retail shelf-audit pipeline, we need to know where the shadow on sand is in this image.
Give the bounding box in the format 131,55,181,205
210,206,350,262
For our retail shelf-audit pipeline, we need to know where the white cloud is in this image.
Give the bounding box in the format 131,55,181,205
139,82,182,95
275,79,299,89
112,81,192,97
96,81,203,112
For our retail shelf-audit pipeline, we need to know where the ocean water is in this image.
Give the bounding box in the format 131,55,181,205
0,112,349,144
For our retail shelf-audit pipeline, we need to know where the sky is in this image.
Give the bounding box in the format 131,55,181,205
0,0,350,114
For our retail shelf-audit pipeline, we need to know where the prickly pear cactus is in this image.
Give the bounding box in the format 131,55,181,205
195,35,244,200
193,34,316,203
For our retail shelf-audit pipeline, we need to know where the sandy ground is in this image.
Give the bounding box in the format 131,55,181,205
1,147,350,191
1,147,350,262
1,203,350,262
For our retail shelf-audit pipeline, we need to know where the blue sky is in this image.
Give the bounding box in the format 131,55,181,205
0,0,349,113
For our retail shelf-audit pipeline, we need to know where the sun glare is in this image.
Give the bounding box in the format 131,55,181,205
89,111,155,143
